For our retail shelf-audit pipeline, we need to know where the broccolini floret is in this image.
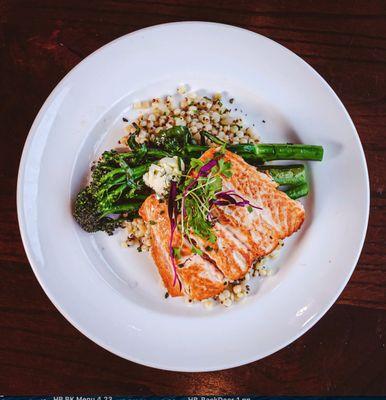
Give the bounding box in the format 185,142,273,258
73,150,149,235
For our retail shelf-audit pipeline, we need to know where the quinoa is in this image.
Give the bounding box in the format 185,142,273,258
212,275,250,307
121,87,260,148
124,217,151,252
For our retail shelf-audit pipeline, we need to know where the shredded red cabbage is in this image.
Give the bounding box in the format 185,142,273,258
198,159,218,176
167,181,181,288
211,190,262,210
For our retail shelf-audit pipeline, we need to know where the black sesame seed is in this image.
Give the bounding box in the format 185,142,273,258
122,117,128,122
165,292,169,299
262,120,266,123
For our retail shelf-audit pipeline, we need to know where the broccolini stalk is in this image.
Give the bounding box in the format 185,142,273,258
118,148,171,161
99,201,143,218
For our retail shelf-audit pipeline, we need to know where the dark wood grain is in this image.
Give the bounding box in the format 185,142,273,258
0,0,385,395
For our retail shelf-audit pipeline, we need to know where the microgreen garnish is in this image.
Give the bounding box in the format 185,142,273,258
168,152,261,288
177,154,231,245
173,247,182,259
191,246,203,255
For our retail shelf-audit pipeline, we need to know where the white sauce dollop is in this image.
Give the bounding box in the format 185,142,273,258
143,156,184,197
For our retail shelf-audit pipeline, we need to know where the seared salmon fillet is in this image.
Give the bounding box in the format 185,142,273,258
139,195,225,300
192,221,254,281
139,149,305,300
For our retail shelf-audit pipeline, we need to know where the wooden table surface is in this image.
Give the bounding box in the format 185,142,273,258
1,0,385,395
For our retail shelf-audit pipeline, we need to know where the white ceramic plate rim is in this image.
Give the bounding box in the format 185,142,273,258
17,21,370,371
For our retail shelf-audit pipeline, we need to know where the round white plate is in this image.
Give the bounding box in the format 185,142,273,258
17,22,369,372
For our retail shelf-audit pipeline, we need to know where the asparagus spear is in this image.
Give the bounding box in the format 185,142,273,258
257,164,309,199
186,143,323,162
284,182,309,200
196,131,324,162
258,164,307,186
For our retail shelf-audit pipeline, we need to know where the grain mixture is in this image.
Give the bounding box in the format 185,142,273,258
121,86,280,306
